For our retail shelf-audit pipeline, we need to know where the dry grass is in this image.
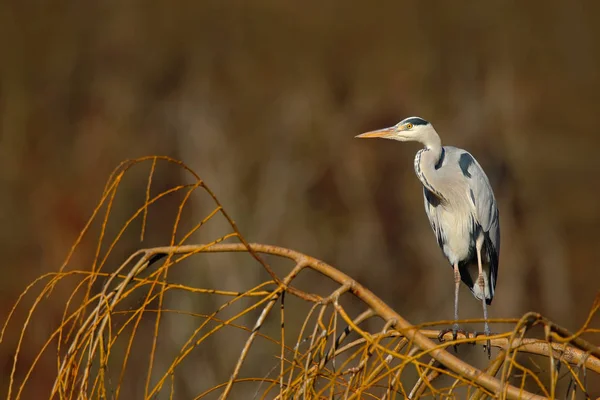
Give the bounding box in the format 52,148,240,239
2,157,599,399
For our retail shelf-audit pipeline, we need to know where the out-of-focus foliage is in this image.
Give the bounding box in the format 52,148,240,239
0,0,599,398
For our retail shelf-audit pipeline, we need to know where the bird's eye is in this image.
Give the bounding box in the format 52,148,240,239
406,123,413,129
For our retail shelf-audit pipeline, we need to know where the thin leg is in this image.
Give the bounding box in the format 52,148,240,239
476,235,491,358
438,263,468,351
453,263,460,329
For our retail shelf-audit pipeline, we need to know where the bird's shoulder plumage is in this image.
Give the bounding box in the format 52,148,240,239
435,147,499,234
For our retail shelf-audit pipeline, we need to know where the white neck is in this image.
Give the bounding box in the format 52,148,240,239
420,126,442,158
414,127,445,199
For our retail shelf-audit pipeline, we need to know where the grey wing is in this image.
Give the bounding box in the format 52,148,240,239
461,152,501,294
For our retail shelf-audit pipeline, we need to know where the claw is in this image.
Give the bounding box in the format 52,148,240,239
473,329,493,359
437,328,450,342
438,324,469,353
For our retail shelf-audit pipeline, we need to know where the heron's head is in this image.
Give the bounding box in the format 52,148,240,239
355,116,433,142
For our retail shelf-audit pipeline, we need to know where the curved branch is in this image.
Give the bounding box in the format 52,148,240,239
144,242,593,400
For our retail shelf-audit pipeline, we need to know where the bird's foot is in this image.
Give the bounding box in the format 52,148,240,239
473,326,493,359
438,323,469,353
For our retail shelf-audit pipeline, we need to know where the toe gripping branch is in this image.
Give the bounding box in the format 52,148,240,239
438,325,494,359
473,330,493,359
438,324,470,353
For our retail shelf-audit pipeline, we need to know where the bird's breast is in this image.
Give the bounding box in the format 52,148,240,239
434,206,475,265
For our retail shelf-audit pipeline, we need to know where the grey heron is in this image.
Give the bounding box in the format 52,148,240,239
355,116,500,356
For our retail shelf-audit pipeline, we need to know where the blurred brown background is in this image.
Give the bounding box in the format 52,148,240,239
1,0,599,398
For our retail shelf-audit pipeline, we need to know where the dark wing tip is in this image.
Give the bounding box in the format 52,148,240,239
484,231,500,304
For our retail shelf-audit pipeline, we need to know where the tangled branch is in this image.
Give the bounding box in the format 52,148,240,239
2,157,598,399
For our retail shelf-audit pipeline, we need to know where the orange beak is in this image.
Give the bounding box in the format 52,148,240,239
355,126,395,139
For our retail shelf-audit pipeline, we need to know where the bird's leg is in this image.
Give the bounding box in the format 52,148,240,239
453,263,461,332
438,263,468,352
475,236,491,358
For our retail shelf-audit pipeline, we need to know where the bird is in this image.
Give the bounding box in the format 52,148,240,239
355,116,500,356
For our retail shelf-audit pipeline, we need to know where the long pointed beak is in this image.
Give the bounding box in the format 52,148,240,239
355,127,395,139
